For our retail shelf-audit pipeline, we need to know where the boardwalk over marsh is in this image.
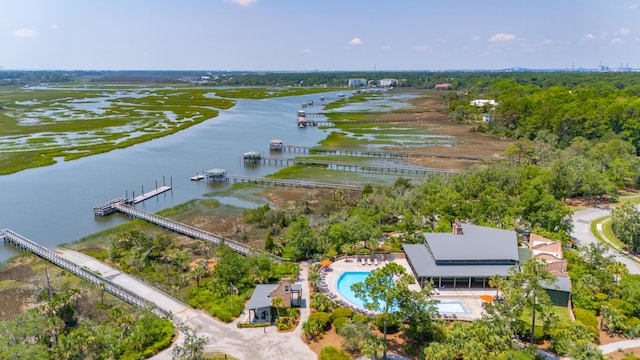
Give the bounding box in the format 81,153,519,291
277,144,505,161
210,174,365,191
113,202,283,261
1,228,166,314
253,156,464,176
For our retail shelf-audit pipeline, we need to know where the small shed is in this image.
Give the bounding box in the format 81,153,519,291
204,168,227,182
544,275,572,307
244,279,302,324
269,139,284,151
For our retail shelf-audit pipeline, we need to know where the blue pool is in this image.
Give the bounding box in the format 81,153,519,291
336,271,468,314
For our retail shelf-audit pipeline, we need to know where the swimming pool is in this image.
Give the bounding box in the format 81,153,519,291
336,271,468,314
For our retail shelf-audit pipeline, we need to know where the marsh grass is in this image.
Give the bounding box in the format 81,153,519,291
212,87,340,99
0,87,234,175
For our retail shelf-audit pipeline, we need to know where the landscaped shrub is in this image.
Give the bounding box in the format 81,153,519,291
352,313,368,324
574,307,599,340
375,313,399,334
309,311,331,330
333,316,352,331
331,307,353,321
320,346,350,360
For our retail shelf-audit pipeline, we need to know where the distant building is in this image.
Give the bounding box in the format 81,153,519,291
348,78,367,87
434,83,451,89
379,78,398,87
470,99,499,108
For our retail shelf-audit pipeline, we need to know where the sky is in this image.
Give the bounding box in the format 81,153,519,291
2,0,639,71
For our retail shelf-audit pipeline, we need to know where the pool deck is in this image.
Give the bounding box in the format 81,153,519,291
322,258,490,321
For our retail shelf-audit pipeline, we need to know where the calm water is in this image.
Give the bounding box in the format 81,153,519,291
0,91,343,263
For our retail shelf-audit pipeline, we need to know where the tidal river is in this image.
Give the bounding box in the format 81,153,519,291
0,91,339,263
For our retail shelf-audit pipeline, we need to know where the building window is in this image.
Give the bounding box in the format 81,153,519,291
285,286,289,292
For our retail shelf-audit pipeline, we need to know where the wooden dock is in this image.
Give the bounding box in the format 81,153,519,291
252,156,463,176
278,144,504,161
93,200,287,262
211,174,365,191
131,186,172,204
1,229,164,315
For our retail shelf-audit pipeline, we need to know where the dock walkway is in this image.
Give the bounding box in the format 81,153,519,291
111,202,286,262
279,144,504,161
0,229,164,314
255,156,463,176
131,186,172,204
213,174,364,191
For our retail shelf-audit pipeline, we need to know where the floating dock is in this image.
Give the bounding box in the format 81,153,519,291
131,186,172,204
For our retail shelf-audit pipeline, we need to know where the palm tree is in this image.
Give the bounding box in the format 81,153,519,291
190,261,207,287
309,272,321,292
607,261,628,284
272,296,283,320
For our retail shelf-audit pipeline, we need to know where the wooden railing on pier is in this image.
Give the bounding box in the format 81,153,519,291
213,174,365,191
255,156,464,176
111,203,287,262
277,145,505,161
0,228,165,315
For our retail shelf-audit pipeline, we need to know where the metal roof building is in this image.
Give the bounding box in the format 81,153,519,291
403,223,520,289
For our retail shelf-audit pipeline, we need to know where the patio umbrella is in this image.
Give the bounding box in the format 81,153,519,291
320,259,332,267
480,295,494,302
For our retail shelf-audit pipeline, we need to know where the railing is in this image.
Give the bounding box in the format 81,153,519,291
218,175,365,191
112,203,288,262
1,229,168,316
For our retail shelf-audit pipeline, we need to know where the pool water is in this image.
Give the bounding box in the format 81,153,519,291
336,271,469,314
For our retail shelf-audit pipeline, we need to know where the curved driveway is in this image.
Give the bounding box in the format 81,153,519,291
55,249,315,360
571,207,640,274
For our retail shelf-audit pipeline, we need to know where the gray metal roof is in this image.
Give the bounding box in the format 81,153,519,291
545,275,572,293
291,283,302,291
403,244,513,278
425,224,519,262
245,284,278,310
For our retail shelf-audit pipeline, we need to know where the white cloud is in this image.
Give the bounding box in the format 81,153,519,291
380,44,392,50
543,39,552,45
630,3,639,9
617,27,630,36
585,33,595,40
349,38,362,46
301,48,312,54
51,24,59,30
413,45,428,51
470,36,481,41
489,33,516,42
13,28,38,37
225,0,256,6
611,37,624,44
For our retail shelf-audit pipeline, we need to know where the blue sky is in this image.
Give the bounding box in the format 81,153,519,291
2,0,639,71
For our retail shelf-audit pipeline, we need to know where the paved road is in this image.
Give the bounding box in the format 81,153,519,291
571,207,640,274
55,249,315,360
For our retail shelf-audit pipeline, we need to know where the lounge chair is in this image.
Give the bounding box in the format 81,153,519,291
374,258,379,266
367,258,372,266
361,258,366,266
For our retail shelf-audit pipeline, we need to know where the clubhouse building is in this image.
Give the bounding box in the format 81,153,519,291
403,221,524,289
403,221,571,306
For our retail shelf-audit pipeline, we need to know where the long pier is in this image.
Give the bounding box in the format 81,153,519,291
212,174,365,191
253,156,463,175
97,201,286,262
277,144,504,161
0,229,163,314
